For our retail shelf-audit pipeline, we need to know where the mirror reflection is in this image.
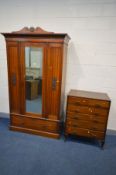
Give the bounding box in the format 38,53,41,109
25,47,43,114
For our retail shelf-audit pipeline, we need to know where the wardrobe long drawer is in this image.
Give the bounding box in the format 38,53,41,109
66,112,107,123
11,115,60,133
24,117,59,133
66,119,106,132
11,115,24,126
65,127,104,139
67,105,108,116
68,97,109,109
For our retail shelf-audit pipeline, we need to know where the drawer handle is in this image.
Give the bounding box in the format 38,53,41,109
72,117,79,120
95,104,101,108
93,120,99,123
89,108,93,112
91,127,97,130
75,102,80,105
72,124,78,127
74,110,80,113
94,113,99,116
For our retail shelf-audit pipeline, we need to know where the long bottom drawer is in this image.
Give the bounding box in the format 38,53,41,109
65,127,104,140
11,115,60,134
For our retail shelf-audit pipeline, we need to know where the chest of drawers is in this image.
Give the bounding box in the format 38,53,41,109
65,90,111,147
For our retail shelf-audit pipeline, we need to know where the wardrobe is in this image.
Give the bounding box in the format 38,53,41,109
2,27,70,138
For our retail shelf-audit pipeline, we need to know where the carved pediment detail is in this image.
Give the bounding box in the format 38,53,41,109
12,27,54,34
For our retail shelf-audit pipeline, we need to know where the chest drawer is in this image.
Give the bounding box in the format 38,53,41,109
68,97,109,109
66,127,104,140
67,104,108,116
66,119,106,132
67,112,107,123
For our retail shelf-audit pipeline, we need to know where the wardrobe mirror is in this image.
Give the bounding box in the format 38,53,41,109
25,47,43,114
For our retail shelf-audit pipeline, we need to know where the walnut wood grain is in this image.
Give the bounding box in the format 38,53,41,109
66,112,107,123
65,127,104,140
2,27,70,139
68,89,110,101
65,89,111,147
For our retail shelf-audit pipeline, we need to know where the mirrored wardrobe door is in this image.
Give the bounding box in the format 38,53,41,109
25,47,43,114
20,43,46,116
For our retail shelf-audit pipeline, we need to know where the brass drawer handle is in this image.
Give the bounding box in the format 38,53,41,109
89,108,93,112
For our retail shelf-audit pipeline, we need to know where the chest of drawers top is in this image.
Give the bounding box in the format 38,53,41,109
68,90,110,102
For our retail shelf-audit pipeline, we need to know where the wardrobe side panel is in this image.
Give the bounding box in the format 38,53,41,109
6,42,20,114
46,44,63,120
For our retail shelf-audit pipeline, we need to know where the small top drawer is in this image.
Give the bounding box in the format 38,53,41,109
68,96,109,109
